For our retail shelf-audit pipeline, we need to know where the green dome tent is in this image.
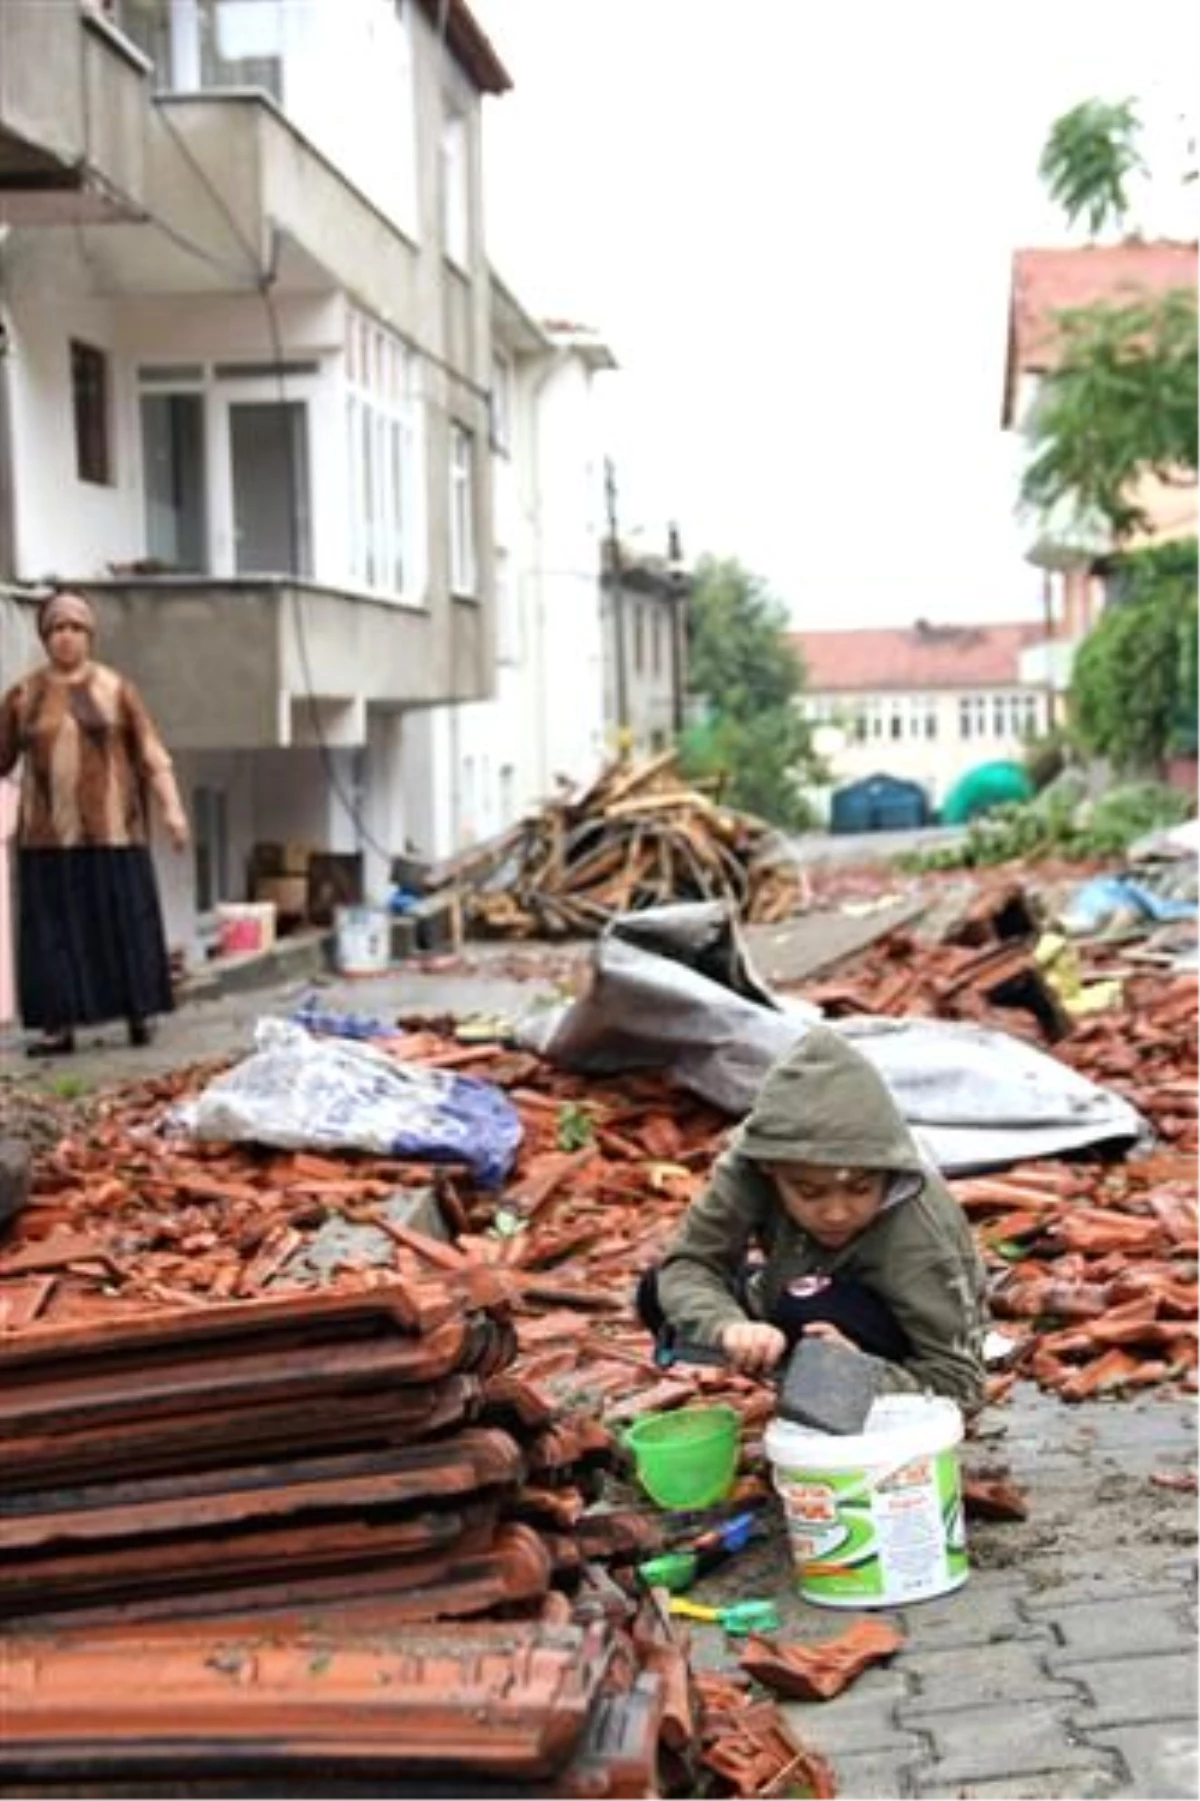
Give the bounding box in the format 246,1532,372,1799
941,760,1034,826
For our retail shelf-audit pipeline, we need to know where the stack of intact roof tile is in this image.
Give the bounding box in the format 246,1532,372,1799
0,1616,673,1796
0,1276,687,1796
0,1273,642,1625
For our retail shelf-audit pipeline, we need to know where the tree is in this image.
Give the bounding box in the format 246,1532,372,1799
1070,539,1197,771
1021,288,1198,539
1037,98,1145,236
679,557,822,830
1022,98,1198,541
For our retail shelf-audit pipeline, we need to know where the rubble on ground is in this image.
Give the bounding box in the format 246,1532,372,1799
450,752,808,938
0,861,1195,1795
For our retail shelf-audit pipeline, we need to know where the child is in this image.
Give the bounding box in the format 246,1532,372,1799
644,1025,989,1413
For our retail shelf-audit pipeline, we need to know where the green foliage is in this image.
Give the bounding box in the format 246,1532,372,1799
900,779,1190,871
1022,726,1073,792
1038,98,1145,235
681,556,822,830
555,1102,596,1152
1070,539,1198,770
1020,290,1199,540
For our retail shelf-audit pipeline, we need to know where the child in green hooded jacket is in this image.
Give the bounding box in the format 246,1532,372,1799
644,1025,989,1414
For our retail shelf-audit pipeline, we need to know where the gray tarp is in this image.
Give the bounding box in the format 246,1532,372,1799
521,902,1148,1175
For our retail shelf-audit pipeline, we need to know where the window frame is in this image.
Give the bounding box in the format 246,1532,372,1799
448,421,477,597
71,339,113,487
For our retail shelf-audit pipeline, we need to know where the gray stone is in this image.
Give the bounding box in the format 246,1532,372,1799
895,1577,1040,1652
1084,1721,1200,1800
0,1138,31,1228
899,1640,1080,1716
1066,1652,1197,1727
913,1767,1124,1799
778,1669,912,1756
1048,1593,1196,1661
905,1703,1121,1786
279,1186,446,1282
1024,1579,1184,1616
817,1745,923,1798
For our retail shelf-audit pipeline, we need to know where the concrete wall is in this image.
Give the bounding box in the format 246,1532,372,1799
407,337,611,860
0,4,147,204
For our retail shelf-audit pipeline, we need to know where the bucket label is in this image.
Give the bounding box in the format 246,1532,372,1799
775,1450,967,1607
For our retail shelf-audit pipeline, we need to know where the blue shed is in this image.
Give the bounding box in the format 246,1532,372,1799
830,773,931,834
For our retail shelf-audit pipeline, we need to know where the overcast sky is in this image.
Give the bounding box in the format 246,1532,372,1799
471,0,1197,629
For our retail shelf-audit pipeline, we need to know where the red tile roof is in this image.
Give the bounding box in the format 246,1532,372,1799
1002,241,1197,423
792,622,1047,693
414,0,511,94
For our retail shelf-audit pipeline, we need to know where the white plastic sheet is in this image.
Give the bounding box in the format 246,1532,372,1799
523,903,1148,1175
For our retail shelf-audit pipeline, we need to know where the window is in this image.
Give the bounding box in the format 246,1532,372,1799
346,310,421,599
1024,694,1041,736
71,341,112,485
197,0,283,100
651,607,664,679
924,698,938,740
140,391,207,571
993,695,1007,737
633,602,646,675
959,697,973,740
441,110,469,266
449,423,476,594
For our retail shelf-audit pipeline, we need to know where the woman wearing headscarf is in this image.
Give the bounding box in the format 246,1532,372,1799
0,589,188,1056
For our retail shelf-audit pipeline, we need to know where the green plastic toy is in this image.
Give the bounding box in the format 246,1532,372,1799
668,1597,781,1635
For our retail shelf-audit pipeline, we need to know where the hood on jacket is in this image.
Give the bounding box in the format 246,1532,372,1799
738,1024,925,1205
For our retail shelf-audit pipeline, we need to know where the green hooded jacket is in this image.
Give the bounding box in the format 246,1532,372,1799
656,1024,989,1413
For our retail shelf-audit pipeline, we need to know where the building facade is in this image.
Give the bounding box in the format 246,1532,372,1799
0,0,509,963
601,535,689,762
793,621,1053,813
403,297,617,859
1001,241,1198,704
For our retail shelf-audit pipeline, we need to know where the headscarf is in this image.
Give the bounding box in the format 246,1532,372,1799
37,590,97,643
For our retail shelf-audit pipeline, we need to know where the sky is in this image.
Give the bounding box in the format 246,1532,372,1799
471,0,1197,629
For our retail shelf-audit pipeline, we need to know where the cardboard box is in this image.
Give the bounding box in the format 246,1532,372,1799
254,874,309,919
251,841,316,880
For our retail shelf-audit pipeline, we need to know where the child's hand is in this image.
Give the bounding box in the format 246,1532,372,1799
804,1321,856,1352
719,1321,788,1374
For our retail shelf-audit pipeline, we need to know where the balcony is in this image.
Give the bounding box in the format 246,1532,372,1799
87,577,490,753
0,3,148,223
69,91,422,314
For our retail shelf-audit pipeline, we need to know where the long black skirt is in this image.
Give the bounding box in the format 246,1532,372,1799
18,846,175,1031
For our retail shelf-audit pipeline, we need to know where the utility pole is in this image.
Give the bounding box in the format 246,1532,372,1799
666,521,688,736
604,458,630,753
1040,568,1059,734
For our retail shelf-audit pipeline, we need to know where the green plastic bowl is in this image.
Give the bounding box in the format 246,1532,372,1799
623,1404,741,1510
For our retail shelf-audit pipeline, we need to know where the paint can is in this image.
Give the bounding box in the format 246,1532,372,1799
765,1392,967,1607
334,905,391,976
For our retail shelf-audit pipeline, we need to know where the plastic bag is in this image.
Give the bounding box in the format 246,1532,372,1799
186,1020,522,1188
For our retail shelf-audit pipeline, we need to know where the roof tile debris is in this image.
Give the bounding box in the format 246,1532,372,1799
0,866,1195,1793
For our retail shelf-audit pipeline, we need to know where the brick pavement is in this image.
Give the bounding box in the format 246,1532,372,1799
781,1388,1198,1800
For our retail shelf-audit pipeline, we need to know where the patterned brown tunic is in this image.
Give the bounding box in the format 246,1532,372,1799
0,663,174,850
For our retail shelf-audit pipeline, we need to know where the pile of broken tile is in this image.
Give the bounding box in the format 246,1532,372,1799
0,869,1195,1796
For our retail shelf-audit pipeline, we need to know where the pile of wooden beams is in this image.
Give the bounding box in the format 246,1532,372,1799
462,753,807,937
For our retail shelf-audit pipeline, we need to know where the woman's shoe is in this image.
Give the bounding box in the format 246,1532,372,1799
26,1031,76,1059
127,1017,155,1048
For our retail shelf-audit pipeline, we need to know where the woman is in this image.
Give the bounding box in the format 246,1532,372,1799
0,589,189,1056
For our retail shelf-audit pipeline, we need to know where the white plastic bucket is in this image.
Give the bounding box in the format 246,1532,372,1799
765,1393,967,1608
334,906,391,976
